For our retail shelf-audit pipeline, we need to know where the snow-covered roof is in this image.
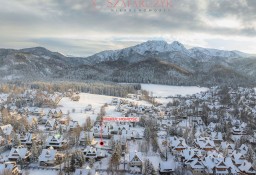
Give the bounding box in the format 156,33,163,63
39,148,57,162
238,144,248,155
129,151,142,162
210,132,223,141
68,120,79,129
8,146,29,159
181,148,203,161
83,146,105,158
84,146,97,154
239,160,256,174
46,135,64,145
17,133,34,144
190,158,205,169
220,141,235,151
194,137,215,149
159,159,176,172
0,124,13,136
169,136,187,149
45,119,56,127
203,156,239,174
232,151,246,165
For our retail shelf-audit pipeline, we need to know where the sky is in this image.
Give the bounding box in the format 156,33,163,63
0,0,256,56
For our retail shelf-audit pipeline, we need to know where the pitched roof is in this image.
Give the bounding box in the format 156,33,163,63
129,152,142,162
239,160,256,173
8,147,29,159
0,124,13,135
190,159,205,169
39,148,57,162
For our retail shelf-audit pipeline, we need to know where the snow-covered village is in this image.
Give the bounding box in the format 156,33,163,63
0,83,255,175
1,0,256,175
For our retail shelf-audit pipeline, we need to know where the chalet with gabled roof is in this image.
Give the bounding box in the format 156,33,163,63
194,137,215,151
45,135,67,150
0,124,14,144
169,136,187,152
83,146,106,160
38,147,64,166
129,151,143,173
239,160,256,175
18,133,35,147
45,119,58,131
8,146,31,162
189,158,205,175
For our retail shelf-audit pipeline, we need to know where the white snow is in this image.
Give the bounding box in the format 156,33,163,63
94,40,190,62
58,93,153,125
25,169,58,175
131,40,188,55
190,47,244,58
141,84,209,97
91,40,249,63
58,93,119,125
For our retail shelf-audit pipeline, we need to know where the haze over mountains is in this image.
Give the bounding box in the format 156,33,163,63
0,40,255,86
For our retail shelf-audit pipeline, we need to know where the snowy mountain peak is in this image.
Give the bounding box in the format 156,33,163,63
143,40,168,46
87,40,250,64
132,40,168,54
169,41,187,51
131,40,187,54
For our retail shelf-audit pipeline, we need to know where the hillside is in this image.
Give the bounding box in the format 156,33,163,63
0,41,255,87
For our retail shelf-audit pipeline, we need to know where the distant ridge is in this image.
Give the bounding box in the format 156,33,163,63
0,40,255,87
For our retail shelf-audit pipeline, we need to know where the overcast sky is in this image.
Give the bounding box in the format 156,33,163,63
0,0,255,56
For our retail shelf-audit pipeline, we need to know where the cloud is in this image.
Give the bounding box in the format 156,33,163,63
0,0,255,56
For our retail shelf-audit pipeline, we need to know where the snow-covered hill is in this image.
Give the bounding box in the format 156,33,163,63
86,40,251,64
0,40,255,86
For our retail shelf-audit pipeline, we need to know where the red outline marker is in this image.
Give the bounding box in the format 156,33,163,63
100,118,104,146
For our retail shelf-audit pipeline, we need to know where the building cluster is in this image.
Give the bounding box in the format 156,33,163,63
0,86,256,175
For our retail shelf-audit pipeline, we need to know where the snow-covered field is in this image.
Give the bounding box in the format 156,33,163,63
141,84,209,104
141,84,209,97
58,85,209,124
58,93,152,125
58,93,116,125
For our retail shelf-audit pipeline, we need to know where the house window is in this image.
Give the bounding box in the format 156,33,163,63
133,157,139,161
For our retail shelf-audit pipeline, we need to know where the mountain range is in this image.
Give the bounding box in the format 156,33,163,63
0,40,255,87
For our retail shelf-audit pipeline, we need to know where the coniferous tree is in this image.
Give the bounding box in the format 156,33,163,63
89,158,95,168
143,159,157,175
144,127,150,142
109,143,122,171
30,141,39,162
152,137,159,153
12,134,21,147
69,154,76,172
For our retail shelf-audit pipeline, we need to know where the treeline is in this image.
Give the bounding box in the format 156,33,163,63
0,83,27,94
109,71,255,87
29,81,141,97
